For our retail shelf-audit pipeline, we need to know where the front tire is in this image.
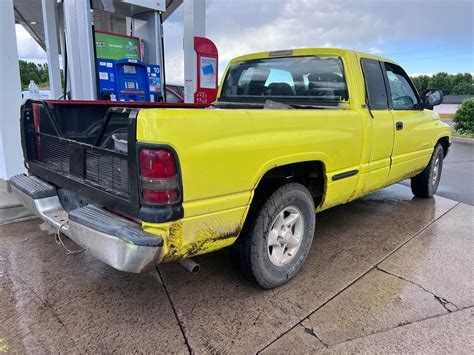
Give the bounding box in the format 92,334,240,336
411,144,444,198
234,183,316,289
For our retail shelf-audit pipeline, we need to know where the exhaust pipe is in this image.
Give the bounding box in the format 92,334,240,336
178,258,200,274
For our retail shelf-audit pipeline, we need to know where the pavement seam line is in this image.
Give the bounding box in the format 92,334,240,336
155,266,193,355
8,267,79,350
300,323,328,347
371,202,460,267
257,201,461,353
375,266,459,312
323,305,474,349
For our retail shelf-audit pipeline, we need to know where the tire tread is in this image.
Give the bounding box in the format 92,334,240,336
234,182,315,289
411,144,444,198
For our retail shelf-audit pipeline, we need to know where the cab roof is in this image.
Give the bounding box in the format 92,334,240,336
230,47,399,66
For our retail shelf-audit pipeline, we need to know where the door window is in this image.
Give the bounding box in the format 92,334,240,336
361,58,388,109
384,63,420,110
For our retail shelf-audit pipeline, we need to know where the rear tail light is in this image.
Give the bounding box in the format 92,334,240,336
32,103,42,161
139,148,180,204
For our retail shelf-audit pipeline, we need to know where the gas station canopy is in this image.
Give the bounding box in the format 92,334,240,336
14,0,183,52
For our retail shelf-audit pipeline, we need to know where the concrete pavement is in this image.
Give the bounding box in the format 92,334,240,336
0,184,473,353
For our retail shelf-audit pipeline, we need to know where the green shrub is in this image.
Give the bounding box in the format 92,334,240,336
454,98,474,134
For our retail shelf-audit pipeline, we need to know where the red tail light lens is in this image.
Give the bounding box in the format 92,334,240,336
142,189,179,204
140,149,176,178
139,148,180,204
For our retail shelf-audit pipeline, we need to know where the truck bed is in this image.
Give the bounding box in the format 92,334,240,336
21,100,208,221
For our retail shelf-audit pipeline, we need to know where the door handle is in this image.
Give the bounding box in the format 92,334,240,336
396,121,404,131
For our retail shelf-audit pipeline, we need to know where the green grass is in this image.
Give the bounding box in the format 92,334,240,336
440,114,455,120
452,131,474,139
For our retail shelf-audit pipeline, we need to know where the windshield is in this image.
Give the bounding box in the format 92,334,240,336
220,56,348,104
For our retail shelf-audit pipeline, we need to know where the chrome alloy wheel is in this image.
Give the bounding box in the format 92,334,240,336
432,156,440,186
267,206,304,266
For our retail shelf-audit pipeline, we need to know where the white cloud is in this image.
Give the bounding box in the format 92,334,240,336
15,25,46,62
368,47,383,54
163,15,184,84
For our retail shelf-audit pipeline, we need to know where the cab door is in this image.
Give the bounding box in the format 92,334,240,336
360,58,394,194
383,62,434,184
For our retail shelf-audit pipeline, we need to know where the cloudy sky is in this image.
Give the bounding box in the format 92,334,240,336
17,0,473,82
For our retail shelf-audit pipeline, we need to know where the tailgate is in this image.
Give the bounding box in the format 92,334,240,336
21,100,141,216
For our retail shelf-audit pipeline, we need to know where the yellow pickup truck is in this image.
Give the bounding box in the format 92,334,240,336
11,48,450,288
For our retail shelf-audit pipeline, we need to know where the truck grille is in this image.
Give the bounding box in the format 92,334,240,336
35,133,131,198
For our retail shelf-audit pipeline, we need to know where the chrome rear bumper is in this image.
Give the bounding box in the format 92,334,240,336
10,174,163,273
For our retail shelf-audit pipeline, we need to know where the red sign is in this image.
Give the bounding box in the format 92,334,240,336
194,37,218,104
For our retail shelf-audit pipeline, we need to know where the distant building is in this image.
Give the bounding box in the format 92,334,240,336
21,89,53,101
435,95,474,116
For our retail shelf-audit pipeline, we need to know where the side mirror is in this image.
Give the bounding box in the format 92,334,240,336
422,89,443,108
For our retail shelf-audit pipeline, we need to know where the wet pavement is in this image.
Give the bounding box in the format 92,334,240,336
401,141,474,206
0,184,473,353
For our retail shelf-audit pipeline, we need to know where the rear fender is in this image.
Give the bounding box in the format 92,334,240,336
252,153,329,189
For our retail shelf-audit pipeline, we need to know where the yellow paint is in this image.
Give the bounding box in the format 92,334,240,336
143,206,248,262
136,48,451,261
0,338,8,353
387,109,445,184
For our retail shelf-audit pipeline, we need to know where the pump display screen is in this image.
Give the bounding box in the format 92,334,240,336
126,82,136,89
123,65,136,74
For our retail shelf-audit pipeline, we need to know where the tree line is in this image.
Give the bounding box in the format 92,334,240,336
18,60,64,90
410,73,474,96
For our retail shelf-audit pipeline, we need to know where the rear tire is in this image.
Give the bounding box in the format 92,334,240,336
411,144,444,198
234,182,315,289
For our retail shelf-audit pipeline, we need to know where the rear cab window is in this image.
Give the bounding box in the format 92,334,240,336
361,58,388,110
220,55,349,105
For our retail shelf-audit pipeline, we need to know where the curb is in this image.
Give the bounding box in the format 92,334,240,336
452,136,474,145
0,178,10,192
0,189,35,225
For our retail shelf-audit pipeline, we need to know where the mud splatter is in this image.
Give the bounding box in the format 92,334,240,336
162,221,242,263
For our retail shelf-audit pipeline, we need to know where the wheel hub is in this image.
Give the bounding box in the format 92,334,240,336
267,206,304,266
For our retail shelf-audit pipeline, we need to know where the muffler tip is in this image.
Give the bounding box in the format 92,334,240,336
178,258,200,274
191,264,200,274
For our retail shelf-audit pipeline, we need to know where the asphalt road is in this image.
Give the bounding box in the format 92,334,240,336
400,141,474,205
